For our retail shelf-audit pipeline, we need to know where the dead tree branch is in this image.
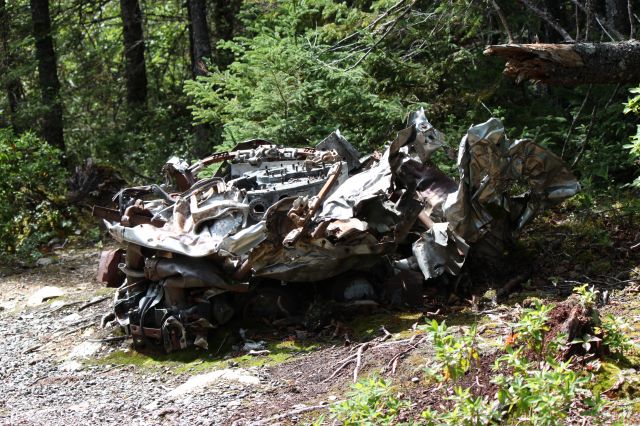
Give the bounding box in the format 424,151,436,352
485,41,640,85
520,0,574,42
491,0,514,43
569,0,624,40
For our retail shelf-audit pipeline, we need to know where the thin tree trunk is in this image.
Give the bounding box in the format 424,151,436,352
187,0,213,157
541,0,571,42
187,0,212,77
211,0,241,69
30,0,64,152
119,0,147,105
0,0,23,127
485,41,640,85
606,0,631,36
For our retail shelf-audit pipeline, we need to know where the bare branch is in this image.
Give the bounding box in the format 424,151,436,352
562,85,592,158
345,1,416,71
569,0,624,40
571,105,597,167
520,0,575,42
491,0,514,43
629,0,636,39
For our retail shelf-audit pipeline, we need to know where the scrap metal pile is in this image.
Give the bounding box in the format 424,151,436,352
94,110,580,352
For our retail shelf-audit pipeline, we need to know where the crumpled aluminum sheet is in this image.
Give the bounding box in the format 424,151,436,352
106,187,263,258
96,109,583,354
100,111,579,283
440,117,580,259
412,222,469,279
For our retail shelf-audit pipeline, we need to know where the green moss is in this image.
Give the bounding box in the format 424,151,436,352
90,336,322,374
347,311,424,340
92,287,116,297
592,362,622,396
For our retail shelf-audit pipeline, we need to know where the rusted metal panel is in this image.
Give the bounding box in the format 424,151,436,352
96,249,124,287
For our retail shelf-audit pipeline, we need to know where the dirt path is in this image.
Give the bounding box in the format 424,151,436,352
0,248,428,425
0,249,268,425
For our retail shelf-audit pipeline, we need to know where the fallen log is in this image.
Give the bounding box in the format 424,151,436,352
484,41,640,85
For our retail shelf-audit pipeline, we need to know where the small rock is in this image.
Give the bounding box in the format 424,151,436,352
35,257,53,267
411,377,419,383
59,360,83,372
68,341,102,359
61,313,82,323
27,286,65,306
49,300,65,309
242,340,266,351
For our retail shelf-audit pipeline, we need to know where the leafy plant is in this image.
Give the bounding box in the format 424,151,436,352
493,356,598,426
422,386,498,426
512,301,554,356
573,284,598,308
0,128,70,260
570,334,602,353
623,87,640,188
598,314,633,356
423,320,479,382
330,376,409,425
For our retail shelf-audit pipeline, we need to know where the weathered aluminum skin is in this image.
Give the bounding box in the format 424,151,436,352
95,110,580,352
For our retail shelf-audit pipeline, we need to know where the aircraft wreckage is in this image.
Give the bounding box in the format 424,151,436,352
94,110,580,352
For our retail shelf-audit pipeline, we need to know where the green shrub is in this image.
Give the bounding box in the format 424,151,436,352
623,87,640,188
512,301,554,356
330,376,410,425
598,314,634,356
423,320,479,382
0,128,69,260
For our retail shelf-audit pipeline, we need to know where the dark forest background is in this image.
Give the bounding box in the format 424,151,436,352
1,0,638,260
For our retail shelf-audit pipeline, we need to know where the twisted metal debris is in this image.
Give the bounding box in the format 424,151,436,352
94,110,580,352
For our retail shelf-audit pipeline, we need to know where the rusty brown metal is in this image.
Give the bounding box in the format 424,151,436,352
130,324,162,339
92,205,166,227
96,249,124,287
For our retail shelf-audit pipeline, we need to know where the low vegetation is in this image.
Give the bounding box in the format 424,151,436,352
327,286,638,425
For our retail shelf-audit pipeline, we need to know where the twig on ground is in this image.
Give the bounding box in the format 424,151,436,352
63,322,94,336
380,326,392,341
353,342,370,382
385,335,428,374
497,272,532,299
22,344,41,354
78,295,110,311
50,300,82,312
215,333,228,355
89,335,127,343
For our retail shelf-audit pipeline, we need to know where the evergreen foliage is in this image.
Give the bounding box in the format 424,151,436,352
0,0,638,258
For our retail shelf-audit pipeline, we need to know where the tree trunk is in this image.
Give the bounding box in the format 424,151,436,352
484,41,640,85
187,0,213,157
542,0,570,42
211,0,241,69
119,0,147,105
30,0,64,152
187,0,212,77
606,0,631,37
0,0,23,127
